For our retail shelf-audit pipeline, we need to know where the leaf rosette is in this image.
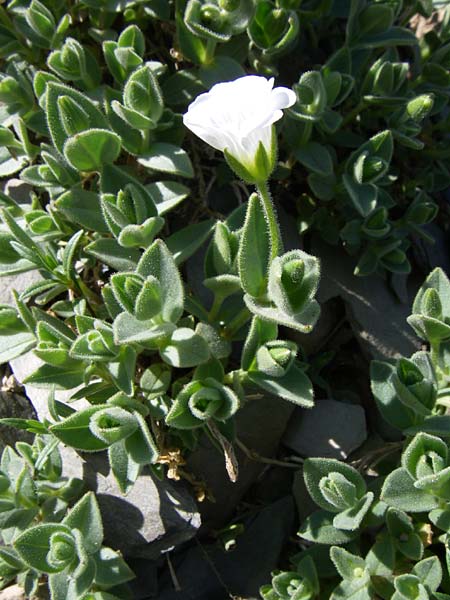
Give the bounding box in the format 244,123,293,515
166,378,240,429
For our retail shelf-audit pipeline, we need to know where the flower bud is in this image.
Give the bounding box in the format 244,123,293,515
290,71,327,122
189,386,223,419
86,330,115,357
269,250,320,316
403,433,450,491
392,357,436,415
59,39,84,75
319,472,358,511
47,532,76,571
407,94,434,122
89,406,139,444
166,378,240,428
255,340,296,377
123,65,164,125
200,4,225,27
219,0,239,10
248,1,299,55
111,272,145,314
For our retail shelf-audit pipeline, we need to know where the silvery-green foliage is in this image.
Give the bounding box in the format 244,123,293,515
262,271,450,599
0,2,448,598
0,437,133,598
0,2,321,511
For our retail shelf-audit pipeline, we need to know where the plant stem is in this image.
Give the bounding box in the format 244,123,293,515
203,39,216,65
225,307,251,338
299,121,312,146
255,180,282,262
208,294,223,322
342,100,366,127
430,339,441,371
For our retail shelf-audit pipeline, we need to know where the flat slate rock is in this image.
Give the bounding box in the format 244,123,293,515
10,351,87,421
10,353,201,561
0,269,42,306
157,496,295,600
0,382,35,453
57,446,201,560
283,399,367,460
187,392,295,528
312,238,420,359
0,585,26,600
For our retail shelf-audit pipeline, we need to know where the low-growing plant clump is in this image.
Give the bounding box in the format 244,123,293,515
0,0,449,598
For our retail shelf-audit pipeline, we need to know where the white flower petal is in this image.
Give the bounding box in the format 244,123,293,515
271,87,297,110
183,75,294,170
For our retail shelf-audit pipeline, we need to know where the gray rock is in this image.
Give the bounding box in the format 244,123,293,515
0,584,26,600
10,355,201,561
0,374,36,453
289,296,344,356
312,238,419,359
3,179,32,206
56,446,201,560
158,496,295,600
413,223,450,275
10,351,86,421
283,399,367,460
292,470,318,522
126,558,159,600
0,270,42,306
187,392,295,528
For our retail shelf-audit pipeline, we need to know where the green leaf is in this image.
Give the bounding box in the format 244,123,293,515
298,510,359,545
0,327,35,364
358,26,418,49
160,327,210,368
108,439,140,494
0,418,47,434
147,180,190,216
24,363,85,390
93,547,134,587
330,546,366,581
62,492,103,554
46,82,108,154
249,363,313,407
138,143,194,178
14,523,72,573
343,174,378,217
405,415,450,437
333,492,374,531
381,467,438,512
124,411,158,464
137,239,184,323
413,556,442,593
85,238,140,272
113,312,174,345
55,188,108,232
50,406,111,451
241,316,277,371
303,457,366,512
370,360,415,431
238,193,271,298
294,142,333,176
166,219,215,265
63,129,122,172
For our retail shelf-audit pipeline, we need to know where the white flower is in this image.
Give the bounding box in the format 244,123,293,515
183,75,296,182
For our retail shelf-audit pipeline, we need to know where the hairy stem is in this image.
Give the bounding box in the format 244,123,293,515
256,180,282,262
